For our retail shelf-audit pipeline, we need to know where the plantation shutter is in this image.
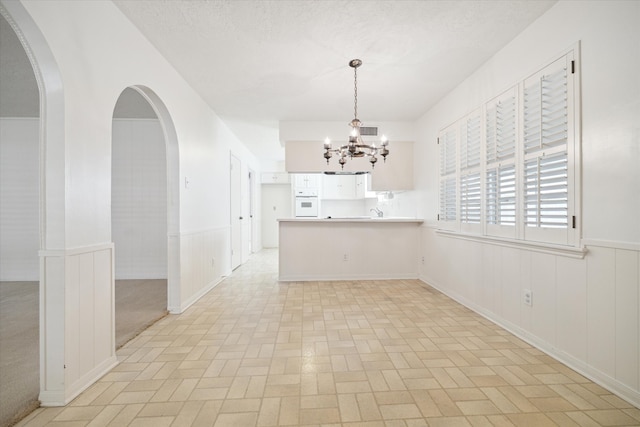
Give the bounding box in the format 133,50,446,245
460,111,481,230
522,54,574,245
437,47,578,247
485,88,517,238
439,127,457,225
460,172,481,224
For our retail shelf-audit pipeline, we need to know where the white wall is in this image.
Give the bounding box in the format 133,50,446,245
261,184,292,248
0,117,38,281
112,119,167,279
5,0,262,405
415,0,640,406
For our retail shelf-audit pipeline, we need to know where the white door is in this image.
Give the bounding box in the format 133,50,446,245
230,154,242,270
261,184,292,247
245,169,255,256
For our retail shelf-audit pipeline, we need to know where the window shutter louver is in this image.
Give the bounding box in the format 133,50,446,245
525,152,568,228
460,112,481,229
487,94,516,163
461,115,481,170
439,128,457,223
485,88,517,237
460,172,481,224
486,165,516,226
522,54,573,244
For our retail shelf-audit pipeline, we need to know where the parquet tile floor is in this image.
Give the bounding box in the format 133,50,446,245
17,250,640,426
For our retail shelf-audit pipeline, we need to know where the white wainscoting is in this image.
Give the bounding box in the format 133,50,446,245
176,227,231,313
39,243,117,406
419,225,640,407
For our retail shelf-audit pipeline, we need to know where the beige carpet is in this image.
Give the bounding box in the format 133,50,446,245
0,279,167,427
115,279,168,349
0,281,39,427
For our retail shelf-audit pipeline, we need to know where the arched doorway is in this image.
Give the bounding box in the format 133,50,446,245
0,11,40,425
0,0,68,419
112,87,171,347
112,85,181,320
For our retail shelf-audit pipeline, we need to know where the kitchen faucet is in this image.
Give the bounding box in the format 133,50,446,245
370,207,383,218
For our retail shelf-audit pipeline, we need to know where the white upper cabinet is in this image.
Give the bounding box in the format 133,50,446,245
368,141,414,191
293,173,320,189
261,172,290,184
321,174,357,199
286,140,414,192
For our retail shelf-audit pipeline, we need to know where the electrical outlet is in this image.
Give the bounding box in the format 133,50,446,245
211,258,215,267
343,254,348,262
523,289,533,306
421,256,425,264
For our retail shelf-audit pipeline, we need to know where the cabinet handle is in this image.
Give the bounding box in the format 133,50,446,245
239,216,243,220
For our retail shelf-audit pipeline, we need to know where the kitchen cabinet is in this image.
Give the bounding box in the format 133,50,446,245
321,174,370,200
321,174,356,199
294,173,320,189
355,174,367,199
285,140,413,192
261,172,290,184
369,141,413,191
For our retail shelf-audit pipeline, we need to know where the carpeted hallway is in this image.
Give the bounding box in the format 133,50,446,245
0,281,39,427
0,279,167,427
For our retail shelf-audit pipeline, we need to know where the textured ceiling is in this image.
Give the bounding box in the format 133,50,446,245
1,1,557,162
114,0,556,161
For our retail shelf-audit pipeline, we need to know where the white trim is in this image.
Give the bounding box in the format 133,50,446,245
39,242,114,257
436,229,587,259
39,355,119,406
278,273,419,282
0,116,39,120
111,118,160,122
174,277,225,314
63,356,119,406
582,238,640,251
418,274,640,409
168,225,230,238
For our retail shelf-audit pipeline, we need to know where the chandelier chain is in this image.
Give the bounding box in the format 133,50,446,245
353,66,358,120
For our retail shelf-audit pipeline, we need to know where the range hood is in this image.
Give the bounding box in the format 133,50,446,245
323,171,368,175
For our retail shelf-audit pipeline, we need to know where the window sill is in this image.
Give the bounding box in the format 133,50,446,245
435,229,587,259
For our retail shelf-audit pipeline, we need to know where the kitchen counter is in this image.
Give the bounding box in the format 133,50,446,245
278,217,424,281
278,217,423,223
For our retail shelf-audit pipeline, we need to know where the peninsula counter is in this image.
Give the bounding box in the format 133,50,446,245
278,218,424,281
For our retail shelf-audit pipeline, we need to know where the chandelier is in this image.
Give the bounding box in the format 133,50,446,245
323,59,389,168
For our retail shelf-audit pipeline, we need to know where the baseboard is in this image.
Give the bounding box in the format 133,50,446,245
174,277,225,314
418,273,640,409
278,273,419,282
39,355,119,407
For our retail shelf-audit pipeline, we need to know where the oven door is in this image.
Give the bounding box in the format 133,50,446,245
295,197,318,217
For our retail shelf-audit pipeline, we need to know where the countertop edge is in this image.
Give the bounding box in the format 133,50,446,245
278,218,424,223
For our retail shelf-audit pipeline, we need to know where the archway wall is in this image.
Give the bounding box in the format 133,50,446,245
10,0,262,405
